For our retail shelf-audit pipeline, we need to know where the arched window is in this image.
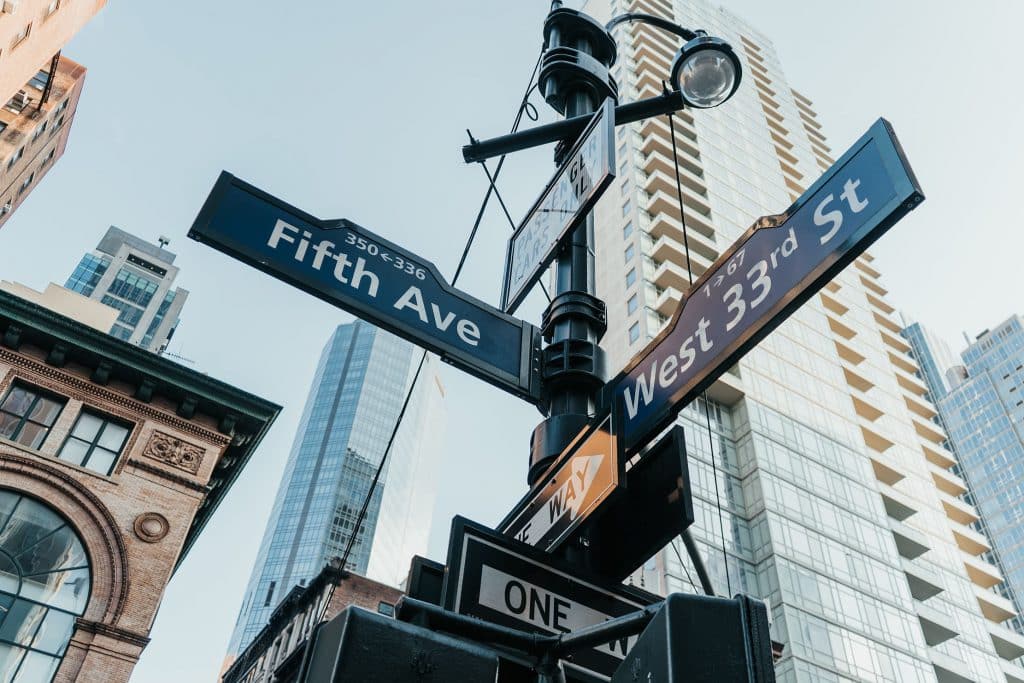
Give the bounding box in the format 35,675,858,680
0,490,91,682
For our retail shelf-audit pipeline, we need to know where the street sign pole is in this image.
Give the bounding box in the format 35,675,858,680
529,5,619,490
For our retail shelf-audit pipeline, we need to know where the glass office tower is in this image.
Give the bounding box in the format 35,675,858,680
64,226,188,352
226,320,446,656
584,0,1024,680
903,321,959,402
933,317,1024,636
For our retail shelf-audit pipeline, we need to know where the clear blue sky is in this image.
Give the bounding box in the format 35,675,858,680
0,2,1020,681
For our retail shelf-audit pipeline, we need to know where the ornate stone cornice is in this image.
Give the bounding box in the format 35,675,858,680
126,458,208,493
0,347,229,447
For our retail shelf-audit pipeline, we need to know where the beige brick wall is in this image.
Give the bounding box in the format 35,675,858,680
0,340,235,683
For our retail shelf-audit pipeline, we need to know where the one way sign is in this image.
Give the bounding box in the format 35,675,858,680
501,415,618,552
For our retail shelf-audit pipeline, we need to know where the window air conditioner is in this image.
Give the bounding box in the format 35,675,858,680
1,203,12,215
1,1,18,15
13,91,30,108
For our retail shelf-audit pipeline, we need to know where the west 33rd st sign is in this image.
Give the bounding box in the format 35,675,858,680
605,118,924,454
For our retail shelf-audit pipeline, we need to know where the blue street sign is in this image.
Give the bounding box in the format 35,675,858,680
604,118,924,454
189,172,542,404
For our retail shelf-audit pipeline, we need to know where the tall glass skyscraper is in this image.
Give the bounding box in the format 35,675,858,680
903,321,959,402
226,320,446,656
584,0,1024,680
64,226,188,352
919,316,1024,637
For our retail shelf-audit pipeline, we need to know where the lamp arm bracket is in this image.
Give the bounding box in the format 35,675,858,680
605,12,700,42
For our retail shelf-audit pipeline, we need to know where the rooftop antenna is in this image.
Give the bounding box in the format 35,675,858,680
157,235,170,249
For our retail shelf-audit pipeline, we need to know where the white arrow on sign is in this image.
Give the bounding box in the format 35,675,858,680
525,453,606,544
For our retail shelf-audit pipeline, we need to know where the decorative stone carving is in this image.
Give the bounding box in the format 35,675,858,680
143,431,204,474
133,512,169,543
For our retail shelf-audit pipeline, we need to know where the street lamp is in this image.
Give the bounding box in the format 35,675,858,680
605,12,741,109
461,11,742,164
671,35,741,108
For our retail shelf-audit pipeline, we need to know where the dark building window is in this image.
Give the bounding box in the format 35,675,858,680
57,411,131,476
0,384,65,449
28,70,49,91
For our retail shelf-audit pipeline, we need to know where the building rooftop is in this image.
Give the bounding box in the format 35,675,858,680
97,225,177,263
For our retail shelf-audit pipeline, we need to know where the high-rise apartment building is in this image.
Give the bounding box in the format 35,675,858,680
65,226,189,352
922,316,1024,636
585,0,1024,680
0,0,106,230
226,320,446,658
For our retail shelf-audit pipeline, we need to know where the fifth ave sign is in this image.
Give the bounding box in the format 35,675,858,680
604,118,924,454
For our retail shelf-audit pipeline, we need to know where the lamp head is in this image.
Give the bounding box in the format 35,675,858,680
670,35,741,108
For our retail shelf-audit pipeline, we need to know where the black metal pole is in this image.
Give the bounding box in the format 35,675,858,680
529,2,615,488
682,528,716,596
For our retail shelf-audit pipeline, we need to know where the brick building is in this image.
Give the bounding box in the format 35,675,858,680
0,0,106,230
221,560,403,683
0,288,279,682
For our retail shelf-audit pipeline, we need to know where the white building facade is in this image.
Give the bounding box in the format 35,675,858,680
584,0,1024,680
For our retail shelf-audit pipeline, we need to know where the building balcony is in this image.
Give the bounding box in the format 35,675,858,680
641,153,709,197
640,117,701,160
643,170,709,210
976,586,1017,624
929,649,977,683
854,257,882,279
879,482,917,521
646,188,712,223
647,206,716,242
633,39,674,68
880,327,913,354
912,413,947,445
634,63,667,93
922,442,958,470
892,363,930,397
860,273,889,297
888,349,920,376
951,521,991,556
628,0,674,17
833,338,867,367
930,463,968,497
964,553,1003,589
904,391,939,421
989,620,1024,661
870,452,906,486
650,234,715,274
915,600,959,646
902,558,944,601
652,258,706,291
891,519,930,560
1002,658,1024,683
629,21,678,56
942,495,981,526
705,368,745,407
654,286,682,318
